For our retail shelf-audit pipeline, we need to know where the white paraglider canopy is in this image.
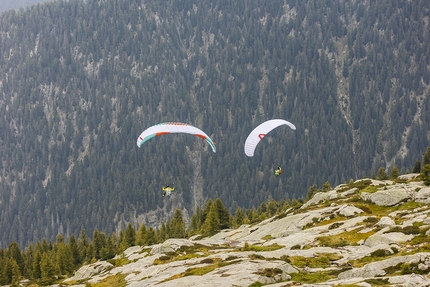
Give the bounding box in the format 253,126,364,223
244,119,296,157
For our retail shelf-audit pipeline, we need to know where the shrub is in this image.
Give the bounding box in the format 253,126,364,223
370,249,389,257
402,225,420,234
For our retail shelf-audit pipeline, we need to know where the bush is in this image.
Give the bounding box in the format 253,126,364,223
370,249,389,257
402,225,420,234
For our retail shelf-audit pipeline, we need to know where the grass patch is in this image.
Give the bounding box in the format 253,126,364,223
107,256,131,267
153,243,212,265
88,273,127,287
364,278,389,285
317,228,375,248
349,247,398,268
289,253,342,268
254,268,283,277
248,282,264,287
241,242,284,252
262,234,273,240
290,270,337,284
161,257,240,283
249,253,265,260
312,215,348,229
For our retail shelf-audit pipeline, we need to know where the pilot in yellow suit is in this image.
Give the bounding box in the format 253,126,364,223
162,185,175,197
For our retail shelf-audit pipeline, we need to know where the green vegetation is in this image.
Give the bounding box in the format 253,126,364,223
289,253,342,268
241,242,284,252
88,274,127,287
290,270,338,284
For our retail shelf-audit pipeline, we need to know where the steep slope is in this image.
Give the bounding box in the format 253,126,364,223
64,174,430,286
0,0,429,248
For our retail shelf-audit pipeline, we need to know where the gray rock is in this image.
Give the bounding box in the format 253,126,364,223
364,232,414,248
376,216,395,227
302,190,338,208
64,261,113,282
416,187,430,203
361,188,411,206
150,238,196,255
340,187,358,197
338,205,363,217
338,253,430,280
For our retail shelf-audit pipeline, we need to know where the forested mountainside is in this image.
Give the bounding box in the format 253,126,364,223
0,0,50,14
0,0,429,248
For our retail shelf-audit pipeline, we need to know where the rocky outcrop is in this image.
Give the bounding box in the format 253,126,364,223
63,177,430,286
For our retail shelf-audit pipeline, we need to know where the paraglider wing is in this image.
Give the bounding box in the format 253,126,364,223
137,122,216,153
244,119,296,157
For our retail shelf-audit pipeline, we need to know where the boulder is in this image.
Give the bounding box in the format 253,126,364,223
64,261,113,282
416,187,430,204
340,187,358,197
338,205,363,217
376,216,395,227
151,238,195,255
361,188,411,206
302,190,338,208
364,232,414,248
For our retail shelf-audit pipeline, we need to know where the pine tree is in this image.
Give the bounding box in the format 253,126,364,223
56,240,73,275
214,198,231,230
187,213,200,235
77,230,90,264
422,164,430,186
233,207,244,227
170,209,186,238
423,146,430,166
377,167,389,180
32,249,42,279
123,224,136,250
412,160,421,173
92,230,107,260
136,223,147,246
40,252,55,285
2,258,21,286
7,242,24,275
100,236,116,260
201,202,220,236
144,227,157,245
390,165,399,179
68,234,80,267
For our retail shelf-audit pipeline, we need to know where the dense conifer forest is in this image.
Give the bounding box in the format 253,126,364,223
0,0,429,248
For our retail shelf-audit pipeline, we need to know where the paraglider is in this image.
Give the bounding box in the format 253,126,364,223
162,185,175,197
136,122,216,153
274,166,282,176
244,119,296,157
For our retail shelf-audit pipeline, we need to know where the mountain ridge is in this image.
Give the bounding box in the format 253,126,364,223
1,0,429,248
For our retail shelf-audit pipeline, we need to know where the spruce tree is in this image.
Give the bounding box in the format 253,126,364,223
123,224,136,250
201,203,220,236
68,235,80,267
214,198,231,230
423,146,430,166
233,207,244,227
422,164,430,186
377,167,389,180
7,242,24,275
144,227,157,245
31,245,42,279
170,209,186,238
412,160,421,173
390,165,399,179
136,223,147,246
56,240,73,275
100,236,116,260
40,253,55,285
